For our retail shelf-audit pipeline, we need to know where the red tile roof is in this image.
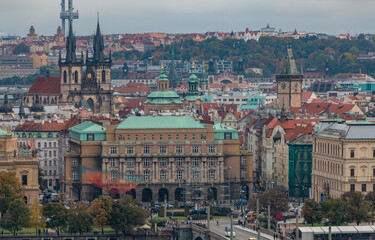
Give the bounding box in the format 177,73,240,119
28,77,60,94
15,121,66,132
301,91,314,102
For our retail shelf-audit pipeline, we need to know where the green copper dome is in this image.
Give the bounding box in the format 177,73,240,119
189,73,198,82
158,71,169,82
145,90,183,104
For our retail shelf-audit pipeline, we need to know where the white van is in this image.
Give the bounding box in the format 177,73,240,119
225,226,236,237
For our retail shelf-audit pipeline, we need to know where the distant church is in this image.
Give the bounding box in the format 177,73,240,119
26,18,113,114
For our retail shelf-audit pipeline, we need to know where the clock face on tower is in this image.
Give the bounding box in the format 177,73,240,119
87,73,92,79
281,83,286,89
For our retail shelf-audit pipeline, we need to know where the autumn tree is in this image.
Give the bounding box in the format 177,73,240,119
109,195,148,234
1,199,30,235
89,195,113,234
248,188,288,216
0,171,24,217
42,202,67,232
342,192,371,225
28,198,46,231
365,191,375,211
302,199,323,226
67,202,93,233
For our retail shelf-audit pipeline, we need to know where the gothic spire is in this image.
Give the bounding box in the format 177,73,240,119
93,13,105,62
65,19,77,63
279,45,300,75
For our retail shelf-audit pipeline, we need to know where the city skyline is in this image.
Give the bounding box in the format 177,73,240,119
1,0,375,36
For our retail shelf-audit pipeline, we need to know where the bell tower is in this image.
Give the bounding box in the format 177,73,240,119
276,46,303,109
59,19,83,103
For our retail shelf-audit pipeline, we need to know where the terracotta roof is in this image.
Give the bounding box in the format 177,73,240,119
203,103,219,112
301,91,313,102
328,104,356,115
61,117,80,132
28,77,61,94
15,121,66,132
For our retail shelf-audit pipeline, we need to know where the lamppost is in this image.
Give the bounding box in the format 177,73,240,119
233,177,237,211
240,185,246,218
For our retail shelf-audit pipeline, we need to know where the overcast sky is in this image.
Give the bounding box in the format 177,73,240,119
1,0,374,36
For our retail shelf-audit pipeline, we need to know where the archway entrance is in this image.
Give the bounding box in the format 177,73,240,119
142,188,152,202
207,187,217,201
87,98,95,112
126,189,136,199
159,188,169,202
175,188,185,202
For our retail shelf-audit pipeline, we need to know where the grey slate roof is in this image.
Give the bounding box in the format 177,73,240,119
316,121,375,140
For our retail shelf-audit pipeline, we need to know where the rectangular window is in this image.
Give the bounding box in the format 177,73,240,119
373,149,375,158
87,134,94,141
168,135,171,140
350,149,355,158
160,135,163,140
126,147,133,154
127,135,131,141
144,135,147,140
44,142,47,148
143,146,150,154
144,170,150,180
208,146,216,153
176,146,183,153
373,168,375,177
176,158,184,167
126,158,135,167
143,158,151,167
192,170,200,180
200,134,205,140
54,161,56,166
72,158,78,167
127,170,134,181
49,161,52,166
49,151,52,157
38,142,41,148
160,170,167,180
53,170,56,176
110,147,118,154
159,158,167,167
184,134,187,140
224,133,232,139
192,157,200,166
176,134,179,140
350,168,355,177
176,170,183,180
110,158,118,167
44,161,47,166
241,169,247,178
135,135,139,141
110,171,118,181
362,184,367,192
192,146,199,153
152,135,155,140
54,142,56,147
21,175,27,185
44,151,47,157
373,184,375,192
72,170,78,180
49,142,52,148
160,146,167,153
192,134,196,140
241,156,247,165
54,150,57,157
350,184,355,192
208,170,216,180
208,157,216,166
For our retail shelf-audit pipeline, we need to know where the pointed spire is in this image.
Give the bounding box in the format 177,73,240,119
19,96,25,119
279,44,300,75
65,18,77,63
93,12,105,62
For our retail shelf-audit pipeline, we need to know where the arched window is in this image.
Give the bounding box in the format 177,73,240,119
74,70,78,83
63,71,67,83
102,70,106,83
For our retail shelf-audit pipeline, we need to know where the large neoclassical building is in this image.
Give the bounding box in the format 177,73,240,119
65,116,252,203
26,19,113,114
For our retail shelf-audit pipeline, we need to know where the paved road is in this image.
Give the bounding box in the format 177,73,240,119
209,220,273,240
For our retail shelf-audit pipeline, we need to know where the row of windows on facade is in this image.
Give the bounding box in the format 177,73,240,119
19,133,56,139
349,168,375,177
72,169,217,181
117,133,208,142
43,160,58,167
316,143,375,158
350,183,375,192
41,150,58,158
109,145,215,154
63,70,107,83
72,157,219,168
44,170,57,176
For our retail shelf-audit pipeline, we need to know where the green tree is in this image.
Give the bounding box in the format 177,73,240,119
1,199,30,235
67,202,93,233
248,188,288,216
0,171,24,217
42,202,67,232
321,198,348,225
365,191,375,211
159,206,165,217
89,195,113,234
12,43,30,54
342,192,371,225
184,205,190,217
28,198,46,231
109,195,148,234
302,199,323,226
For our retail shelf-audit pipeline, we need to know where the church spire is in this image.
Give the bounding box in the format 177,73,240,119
93,12,105,62
65,18,77,63
279,44,300,75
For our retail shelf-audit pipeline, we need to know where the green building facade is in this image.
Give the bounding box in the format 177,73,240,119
287,134,313,199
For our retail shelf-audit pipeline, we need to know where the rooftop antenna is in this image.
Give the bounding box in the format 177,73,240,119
60,0,79,35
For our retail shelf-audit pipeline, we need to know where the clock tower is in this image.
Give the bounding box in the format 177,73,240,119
276,46,303,109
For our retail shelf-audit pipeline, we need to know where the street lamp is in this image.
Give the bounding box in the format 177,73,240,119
240,185,246,218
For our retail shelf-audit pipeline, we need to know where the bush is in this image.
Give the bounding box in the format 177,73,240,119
150,217,167,227
151,201,155,208
184,205,190,217
159,206,165,217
